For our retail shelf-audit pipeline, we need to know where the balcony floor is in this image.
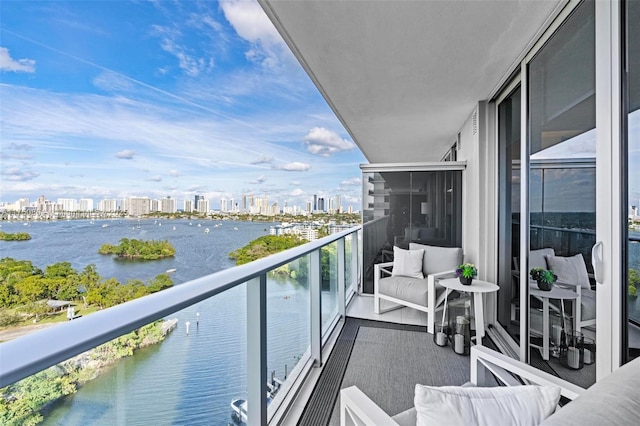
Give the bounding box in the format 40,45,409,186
279,294,468,425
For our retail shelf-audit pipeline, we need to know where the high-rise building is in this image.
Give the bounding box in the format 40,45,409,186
313,194,317,211
306,200,312,213
79,199,94,212
184,199,193,213
197,198,209,214
128,197,151,217
220,198,228,212
57,198,78,212
194,195,204,210
242,194,247,211
318,197,325,212
99,199,117,212
161,196,177,213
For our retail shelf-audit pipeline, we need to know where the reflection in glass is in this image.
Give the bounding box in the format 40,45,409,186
626,0,640,360
527,0,595,386
361,170,463,294
267,257,310,417
321,242,339,336
497,86,521,339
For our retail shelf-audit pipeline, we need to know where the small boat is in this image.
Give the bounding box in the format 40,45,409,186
166,268,177,274
231,372,282,424
233,227,239,231
197,223,202,227
204,228,210,233
102,224,109,228
173,226,176,231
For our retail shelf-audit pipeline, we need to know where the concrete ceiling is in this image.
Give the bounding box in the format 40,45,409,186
260,0,563,163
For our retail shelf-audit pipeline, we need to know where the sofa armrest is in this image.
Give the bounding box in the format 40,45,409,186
374,261,394,278
341,386,400,426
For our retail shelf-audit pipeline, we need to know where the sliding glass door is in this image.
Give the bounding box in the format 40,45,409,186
497,0,598,386
625,0,640,362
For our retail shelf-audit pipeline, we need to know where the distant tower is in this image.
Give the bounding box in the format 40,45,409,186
313,194,318,211
195,195,204,210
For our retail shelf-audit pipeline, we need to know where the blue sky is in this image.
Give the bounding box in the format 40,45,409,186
0,0,366,211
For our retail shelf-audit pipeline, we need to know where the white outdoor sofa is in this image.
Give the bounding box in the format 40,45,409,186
341,345,640,426
374,243,463,334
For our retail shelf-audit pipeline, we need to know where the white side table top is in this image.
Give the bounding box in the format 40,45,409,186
529,281,578,299
439,278,499,293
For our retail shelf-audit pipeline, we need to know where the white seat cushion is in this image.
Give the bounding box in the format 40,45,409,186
378,276,428,307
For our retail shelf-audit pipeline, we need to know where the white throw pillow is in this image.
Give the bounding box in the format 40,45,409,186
545,253,591,290
391,246,424,279
414,384,561,426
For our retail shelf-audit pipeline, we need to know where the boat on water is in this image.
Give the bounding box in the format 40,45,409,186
102,224,109,228
204,228,210,234
230,372,283,424
166,268,177,274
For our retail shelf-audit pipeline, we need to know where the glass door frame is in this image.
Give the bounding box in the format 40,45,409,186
492,0,626,380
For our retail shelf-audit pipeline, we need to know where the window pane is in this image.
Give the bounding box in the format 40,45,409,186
497,86,521,338
527,0,595,387
626,0,640,359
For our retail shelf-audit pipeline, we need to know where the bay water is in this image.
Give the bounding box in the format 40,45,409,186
1,219,317,425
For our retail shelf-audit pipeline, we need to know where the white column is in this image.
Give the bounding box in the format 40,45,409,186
247,275,267,424
310,249,322,366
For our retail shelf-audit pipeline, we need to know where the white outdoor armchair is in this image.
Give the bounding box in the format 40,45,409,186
374,243,463,334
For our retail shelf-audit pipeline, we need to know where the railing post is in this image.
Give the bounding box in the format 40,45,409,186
310,249,322,366
247,275,267,425
338,237,346,318
351,231,360,295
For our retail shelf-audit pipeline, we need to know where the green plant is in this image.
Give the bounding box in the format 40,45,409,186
456,263,477,279
530,267,557,284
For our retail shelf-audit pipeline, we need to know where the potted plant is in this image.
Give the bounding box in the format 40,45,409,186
456,263,477,285
530,267,557,291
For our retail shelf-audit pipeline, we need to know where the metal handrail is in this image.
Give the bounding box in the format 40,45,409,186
0,225,361,387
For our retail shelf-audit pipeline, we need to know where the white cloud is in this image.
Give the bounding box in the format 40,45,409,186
116,150,136,160
290,188,305,196
250,175,266,184
1,167,40,181
340,177,361,186
220,0,281,46
289,181,300,186
149,175,163,182
303,127,355,157
276,162,311,172
250,155,273,165
0,47,36,73
221,0,286,68
169,169,180,177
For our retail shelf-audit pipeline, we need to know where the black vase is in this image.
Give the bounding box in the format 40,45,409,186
459,276,473,286
537,280,553,291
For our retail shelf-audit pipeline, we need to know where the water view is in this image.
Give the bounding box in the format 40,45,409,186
1,219,322,425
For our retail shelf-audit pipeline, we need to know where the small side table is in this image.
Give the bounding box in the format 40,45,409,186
529,283,578,360
439,278,499,346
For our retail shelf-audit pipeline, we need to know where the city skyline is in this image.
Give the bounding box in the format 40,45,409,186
0,1,366,211
1,191,352,215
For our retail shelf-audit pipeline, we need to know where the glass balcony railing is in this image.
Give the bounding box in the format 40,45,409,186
0,226,361,425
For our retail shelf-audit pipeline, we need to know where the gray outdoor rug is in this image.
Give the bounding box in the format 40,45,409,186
327,326,471,425
296,317,473,425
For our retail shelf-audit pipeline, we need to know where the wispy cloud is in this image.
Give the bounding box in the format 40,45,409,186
0,47,36,73
1,167,40,181
340,177,361,186
151,24,215,77
303,127,355,157
290,188,305,196
149,175,162,182
250,174,266,184
250,155,273,165
116,150,136,160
